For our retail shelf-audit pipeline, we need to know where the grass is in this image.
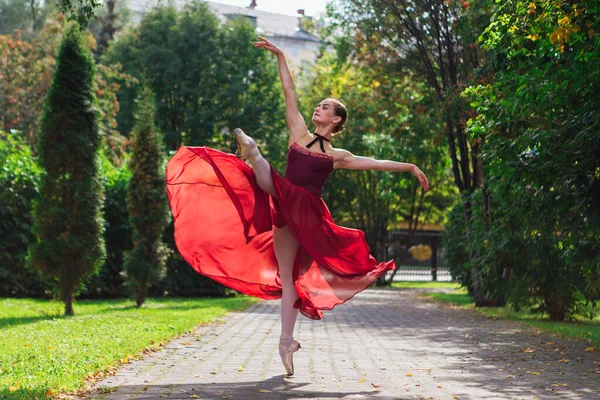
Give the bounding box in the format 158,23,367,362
0,296,258,400
392,281,600,345
390,281,461,290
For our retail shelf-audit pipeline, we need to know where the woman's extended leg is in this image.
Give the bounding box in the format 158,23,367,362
234,128,275,195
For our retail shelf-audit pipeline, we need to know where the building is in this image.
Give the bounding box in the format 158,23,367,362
125,0,321,69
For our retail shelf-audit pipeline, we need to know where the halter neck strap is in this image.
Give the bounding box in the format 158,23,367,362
306,132,330,153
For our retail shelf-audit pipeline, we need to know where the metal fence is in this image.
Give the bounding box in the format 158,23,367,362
385,229,454,282
386,266,453,282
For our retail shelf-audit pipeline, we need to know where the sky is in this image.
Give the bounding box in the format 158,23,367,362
211,0,330,17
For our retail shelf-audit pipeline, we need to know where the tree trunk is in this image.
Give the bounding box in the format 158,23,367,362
135,287,147,307
64,295,74,316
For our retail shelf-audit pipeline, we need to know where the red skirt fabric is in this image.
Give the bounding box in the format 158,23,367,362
166,146,395,319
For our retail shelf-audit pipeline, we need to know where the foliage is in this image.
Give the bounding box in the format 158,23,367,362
26,22,106,316
0,19,61,147
123,85,169,307
0,296,258,399
55,0,103,29
0,0,54,36
459,0,600,320
444,190,509,305
82,153,132,298
101,0,286,154
0,14,135,165
0,130,51,297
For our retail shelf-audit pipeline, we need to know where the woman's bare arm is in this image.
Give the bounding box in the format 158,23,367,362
254,36,307,143
334,149,429,191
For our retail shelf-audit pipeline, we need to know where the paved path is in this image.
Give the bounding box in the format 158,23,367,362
82,289,599,400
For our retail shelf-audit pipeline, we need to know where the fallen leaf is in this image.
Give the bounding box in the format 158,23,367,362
258,389,271,393
210,371,217,375
531,372,541,375
437,385,443,388
558,359,569,363
237,367,244,372
406,374,413,377
190,396,200,399
585,347,595,352
371,383,381,388
358,379,365,383
523,348,535,353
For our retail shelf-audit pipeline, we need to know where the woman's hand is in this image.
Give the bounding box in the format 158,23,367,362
410,165,429,191
254,36,284,57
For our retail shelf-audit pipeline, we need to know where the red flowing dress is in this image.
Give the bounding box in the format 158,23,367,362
165,140,395,320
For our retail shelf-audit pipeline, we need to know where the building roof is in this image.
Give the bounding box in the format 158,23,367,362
125,0,319,43
207,2,319,43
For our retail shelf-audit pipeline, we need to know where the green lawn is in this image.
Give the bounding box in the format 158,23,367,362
393,282,600,345
390,281,461,290
0,296,258,400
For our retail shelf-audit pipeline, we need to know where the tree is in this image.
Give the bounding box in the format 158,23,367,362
27,22,105,316
101,0,285,153
460,0,600,320
327,0,501,303
123,85,169,307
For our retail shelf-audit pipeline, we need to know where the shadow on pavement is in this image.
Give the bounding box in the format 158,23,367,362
91,375,395,399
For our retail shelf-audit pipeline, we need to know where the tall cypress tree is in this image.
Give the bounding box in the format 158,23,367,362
27,22,105,316
123,85,168,307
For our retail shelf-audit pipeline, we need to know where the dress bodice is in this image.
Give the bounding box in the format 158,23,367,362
284,142,334,197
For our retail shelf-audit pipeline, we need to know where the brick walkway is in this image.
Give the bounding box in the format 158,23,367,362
82,289,600,400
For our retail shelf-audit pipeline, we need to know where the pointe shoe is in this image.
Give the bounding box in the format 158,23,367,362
234,128,259,160
279,339,301,376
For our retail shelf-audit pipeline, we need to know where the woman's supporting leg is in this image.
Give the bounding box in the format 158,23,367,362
234,128,275,195
273,225,300,345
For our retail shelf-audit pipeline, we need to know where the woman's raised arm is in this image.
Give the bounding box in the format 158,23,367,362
254,36,307,143
334,149,429,191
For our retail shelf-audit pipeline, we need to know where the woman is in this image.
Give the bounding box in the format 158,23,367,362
165,37,429,377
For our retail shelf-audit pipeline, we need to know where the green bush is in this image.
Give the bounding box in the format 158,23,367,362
82,154,131,298
0,130,51,297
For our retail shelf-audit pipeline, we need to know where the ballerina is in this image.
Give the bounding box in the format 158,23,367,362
165,36,429,377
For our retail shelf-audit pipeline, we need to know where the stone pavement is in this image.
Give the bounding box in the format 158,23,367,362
81,289,600,400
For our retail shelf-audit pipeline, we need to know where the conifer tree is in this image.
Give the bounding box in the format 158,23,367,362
28,22,105,316
123,85,168,307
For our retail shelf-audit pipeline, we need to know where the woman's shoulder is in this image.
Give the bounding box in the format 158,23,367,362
330,147,353,168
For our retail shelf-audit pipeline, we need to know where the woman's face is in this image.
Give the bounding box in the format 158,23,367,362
312,100,341,127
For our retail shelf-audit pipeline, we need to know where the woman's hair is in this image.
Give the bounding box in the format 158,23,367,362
325,97,347,134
